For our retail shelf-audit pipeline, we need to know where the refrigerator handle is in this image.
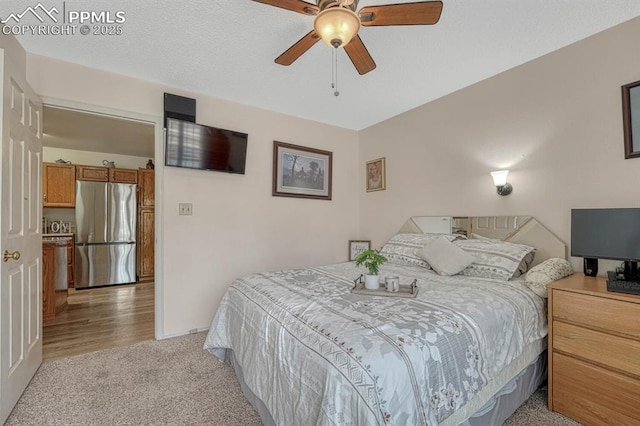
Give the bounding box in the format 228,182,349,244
105,182,111,243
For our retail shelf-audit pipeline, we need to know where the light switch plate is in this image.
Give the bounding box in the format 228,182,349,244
178,202,192,215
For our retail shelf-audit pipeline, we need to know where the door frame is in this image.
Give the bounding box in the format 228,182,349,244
40,97,165,339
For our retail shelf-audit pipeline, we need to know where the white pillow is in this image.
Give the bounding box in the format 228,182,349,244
418,236,476,276
455,239,536,281
524,257,573,298
378,233,464,269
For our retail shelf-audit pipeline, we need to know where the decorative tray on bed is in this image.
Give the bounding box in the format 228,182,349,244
351,275,419,298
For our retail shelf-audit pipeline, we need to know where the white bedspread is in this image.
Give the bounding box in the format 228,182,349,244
204,262,547,425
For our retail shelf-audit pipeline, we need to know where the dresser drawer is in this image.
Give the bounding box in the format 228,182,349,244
553,352,640,425
553,321,640,377
553,290,640,338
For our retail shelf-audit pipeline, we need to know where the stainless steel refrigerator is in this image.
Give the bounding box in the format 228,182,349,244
75,181,137,289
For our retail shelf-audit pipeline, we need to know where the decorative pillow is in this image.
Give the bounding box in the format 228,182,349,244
524,258,574,298
515,251,537,277
379,233,465,269
418,236,476,276
468,235,534,276
454,239,536,281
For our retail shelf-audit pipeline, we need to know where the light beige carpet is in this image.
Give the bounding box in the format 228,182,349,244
504,389,580,426
7,333,261,426
7,333,579,425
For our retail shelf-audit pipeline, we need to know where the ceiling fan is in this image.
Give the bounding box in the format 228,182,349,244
253,0,443,75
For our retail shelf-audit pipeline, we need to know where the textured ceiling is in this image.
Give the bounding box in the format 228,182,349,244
4,1,640,130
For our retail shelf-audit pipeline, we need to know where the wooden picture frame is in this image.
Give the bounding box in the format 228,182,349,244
366,157,386,192
622,79,640,159
273,141,332,200
349,240,371,261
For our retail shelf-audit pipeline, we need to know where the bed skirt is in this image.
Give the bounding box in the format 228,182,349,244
223,348,547,426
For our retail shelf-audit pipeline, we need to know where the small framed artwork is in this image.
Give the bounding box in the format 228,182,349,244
349,240,371,261
273,141,332,200
366,157,386,192
622,79,640,159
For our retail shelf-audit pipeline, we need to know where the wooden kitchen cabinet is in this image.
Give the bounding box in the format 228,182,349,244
137,169,154,279
66,238,74,288
76,165,139,183
43,242,67,320
138,209,154,278
548,274,640,425
43,163,75,207
109,168,138,184
76,165,109,182
138,169,154,208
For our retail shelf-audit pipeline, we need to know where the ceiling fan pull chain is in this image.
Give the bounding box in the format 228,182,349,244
333,48,340,97
331,48,335,91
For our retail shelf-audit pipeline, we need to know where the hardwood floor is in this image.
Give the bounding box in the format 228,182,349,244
43,280,155,361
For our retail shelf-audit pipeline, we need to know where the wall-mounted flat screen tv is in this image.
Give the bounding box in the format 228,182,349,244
165,117,248,174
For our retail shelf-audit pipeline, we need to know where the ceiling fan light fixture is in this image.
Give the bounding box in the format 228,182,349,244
313,7,361,48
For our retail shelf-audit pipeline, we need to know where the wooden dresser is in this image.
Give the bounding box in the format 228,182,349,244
548,273,640,425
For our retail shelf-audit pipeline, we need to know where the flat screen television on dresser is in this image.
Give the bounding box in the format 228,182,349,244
571,208,640,282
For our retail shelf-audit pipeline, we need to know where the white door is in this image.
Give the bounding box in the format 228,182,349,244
0,50,43,423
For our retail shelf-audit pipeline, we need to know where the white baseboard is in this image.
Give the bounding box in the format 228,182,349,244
157,326,210,340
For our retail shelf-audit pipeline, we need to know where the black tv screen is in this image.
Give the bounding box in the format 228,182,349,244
571,208,640,261
165,118,247,174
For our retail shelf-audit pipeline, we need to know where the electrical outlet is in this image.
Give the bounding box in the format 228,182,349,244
178,202,192,215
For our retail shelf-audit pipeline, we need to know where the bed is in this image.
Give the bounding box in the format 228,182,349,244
204,216,568,425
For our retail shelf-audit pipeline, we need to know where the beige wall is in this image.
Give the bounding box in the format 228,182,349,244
27,54,359,337
359,17,640,274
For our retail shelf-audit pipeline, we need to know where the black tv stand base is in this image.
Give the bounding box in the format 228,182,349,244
607,271,640,296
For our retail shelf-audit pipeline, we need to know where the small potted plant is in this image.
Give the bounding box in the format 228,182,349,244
354,249,387,290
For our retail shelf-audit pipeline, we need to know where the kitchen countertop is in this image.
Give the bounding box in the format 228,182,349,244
43,239,70,246
43,235,73,246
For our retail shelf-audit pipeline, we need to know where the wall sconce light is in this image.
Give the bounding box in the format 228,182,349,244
491,170,513,196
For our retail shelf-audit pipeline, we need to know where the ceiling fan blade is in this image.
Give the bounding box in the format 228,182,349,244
344,35,376,75
275,30,321,66
359,1,443,26
252,0,318,15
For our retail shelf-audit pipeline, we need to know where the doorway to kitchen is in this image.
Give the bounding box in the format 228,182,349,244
41,101,162,361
